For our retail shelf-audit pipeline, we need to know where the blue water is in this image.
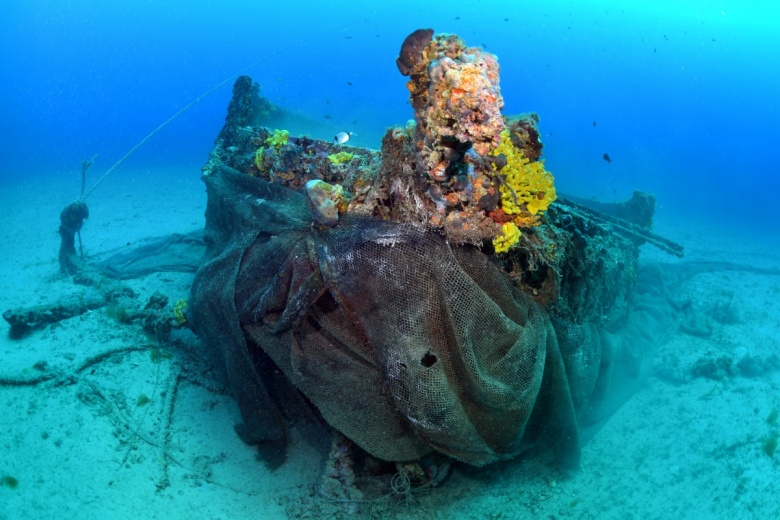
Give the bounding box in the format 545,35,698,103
2,2,780,518
0,0,780,235
2,1,778,233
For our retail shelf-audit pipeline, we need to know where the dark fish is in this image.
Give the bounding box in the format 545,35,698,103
603,153,612,164
345,36,352,39
455,16,460,19
504,18,509,21
324,115,332,119
481,43,488,49
592,121,597,127
346,82,353,86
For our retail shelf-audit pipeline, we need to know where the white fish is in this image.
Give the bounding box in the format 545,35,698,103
333,131,354,145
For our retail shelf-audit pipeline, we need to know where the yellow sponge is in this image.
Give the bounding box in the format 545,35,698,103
492,222,521,253
491,130,556,221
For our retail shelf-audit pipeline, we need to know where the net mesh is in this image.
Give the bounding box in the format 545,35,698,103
191,160,667,467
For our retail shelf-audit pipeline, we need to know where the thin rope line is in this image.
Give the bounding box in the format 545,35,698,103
81,28,343,201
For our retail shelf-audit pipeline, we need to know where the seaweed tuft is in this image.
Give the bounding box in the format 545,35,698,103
1,475,19,489
106,304,132,324
149,346,172,363
762,433,778,457
766,408,778,426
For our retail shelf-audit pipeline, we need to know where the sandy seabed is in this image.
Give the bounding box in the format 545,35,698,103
1,167,779,520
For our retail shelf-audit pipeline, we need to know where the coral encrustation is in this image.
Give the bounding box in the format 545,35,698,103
399,32,505,179
427,47,504,155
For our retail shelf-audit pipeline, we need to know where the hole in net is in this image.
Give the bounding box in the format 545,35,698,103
420,352,437,368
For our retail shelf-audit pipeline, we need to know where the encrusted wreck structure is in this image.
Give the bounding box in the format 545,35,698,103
188,31,684,515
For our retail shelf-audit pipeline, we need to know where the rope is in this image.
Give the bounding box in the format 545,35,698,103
81,28,341,201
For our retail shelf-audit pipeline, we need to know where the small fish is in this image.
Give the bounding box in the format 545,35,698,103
324,115,332,119
603,153,612,164
346,81,353,86
504,18,509,21
334,131,352,145
592,121,597,127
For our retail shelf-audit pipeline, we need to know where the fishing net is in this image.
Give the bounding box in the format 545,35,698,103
188,75,679,469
